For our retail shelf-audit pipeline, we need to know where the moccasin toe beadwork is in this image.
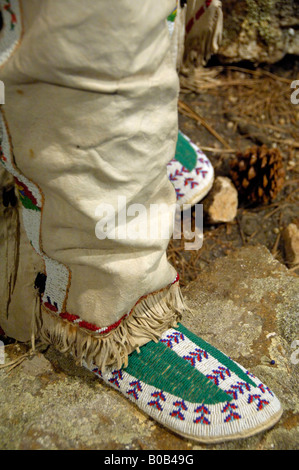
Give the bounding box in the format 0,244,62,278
168,131,214,208
89,323,282,443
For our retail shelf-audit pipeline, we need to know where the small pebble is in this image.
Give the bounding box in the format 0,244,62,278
228,95,238,104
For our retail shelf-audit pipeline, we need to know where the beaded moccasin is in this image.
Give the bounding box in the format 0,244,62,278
88,323,282,443
168,131,214,208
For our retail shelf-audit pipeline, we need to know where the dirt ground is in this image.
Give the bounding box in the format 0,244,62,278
168,56,299,287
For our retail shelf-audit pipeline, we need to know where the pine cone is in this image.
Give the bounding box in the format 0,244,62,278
230,145,285,205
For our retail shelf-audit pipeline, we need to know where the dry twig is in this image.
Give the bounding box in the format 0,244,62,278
178,99,231,149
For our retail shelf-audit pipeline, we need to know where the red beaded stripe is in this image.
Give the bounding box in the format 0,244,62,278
44,273,180,335
44,302,58,313
186,0,212,34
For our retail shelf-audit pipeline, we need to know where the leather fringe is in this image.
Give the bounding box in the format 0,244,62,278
34,282,187,372
185,0,223,65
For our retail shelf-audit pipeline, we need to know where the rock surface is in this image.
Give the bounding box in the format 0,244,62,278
218,0,299,64
203,176,238,224
283,223,299,267
0,245,298,450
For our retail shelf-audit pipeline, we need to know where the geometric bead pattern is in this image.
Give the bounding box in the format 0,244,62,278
89,324,282,443
167,131,214,208
0,0,22,66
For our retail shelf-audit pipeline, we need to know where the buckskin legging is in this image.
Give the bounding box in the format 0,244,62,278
0,2,285,445
0,0,189,370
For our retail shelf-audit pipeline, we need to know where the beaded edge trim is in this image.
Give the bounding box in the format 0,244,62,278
57,273,180,335
0,0,23,69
